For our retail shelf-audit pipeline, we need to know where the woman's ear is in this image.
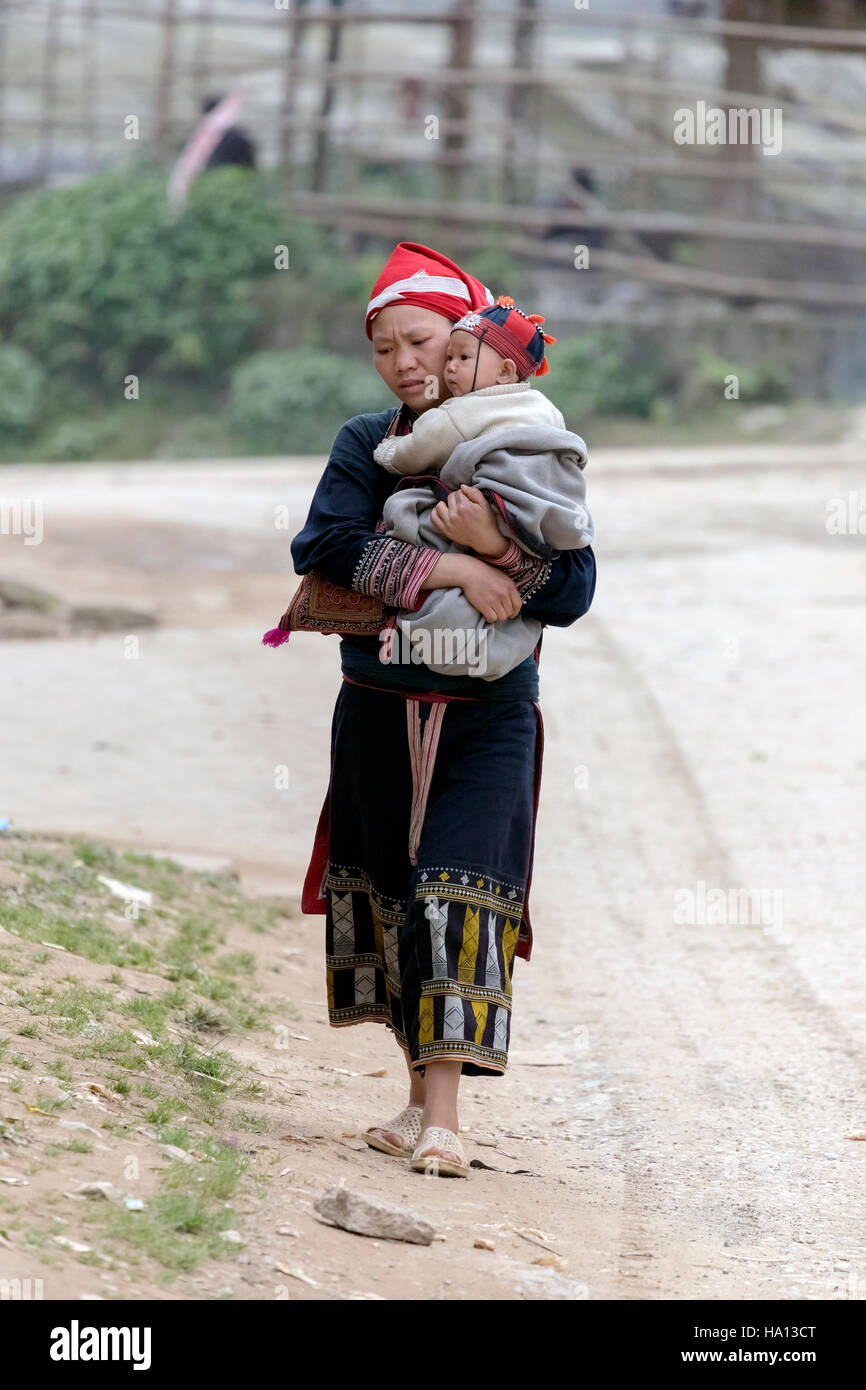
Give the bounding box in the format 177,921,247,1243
497,357,519,383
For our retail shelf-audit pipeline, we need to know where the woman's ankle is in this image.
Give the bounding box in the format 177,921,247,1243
421,1105,459,1133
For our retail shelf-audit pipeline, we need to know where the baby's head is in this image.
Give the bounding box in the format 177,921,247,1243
443,296,556,398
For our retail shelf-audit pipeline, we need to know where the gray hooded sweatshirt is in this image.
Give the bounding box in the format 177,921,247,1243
379,421,593,681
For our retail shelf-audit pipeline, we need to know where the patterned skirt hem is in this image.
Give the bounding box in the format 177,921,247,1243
417,1039,508,1071
327,1003,408,1044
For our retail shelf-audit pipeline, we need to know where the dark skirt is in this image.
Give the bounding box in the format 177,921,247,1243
301,675,544,1077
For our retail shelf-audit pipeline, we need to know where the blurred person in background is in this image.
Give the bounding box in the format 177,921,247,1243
201,94,257,169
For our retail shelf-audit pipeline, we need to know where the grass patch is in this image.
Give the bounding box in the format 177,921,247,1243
0,901,155,970
0,950,29,977
0,831,297,1286
98,1144,248,1274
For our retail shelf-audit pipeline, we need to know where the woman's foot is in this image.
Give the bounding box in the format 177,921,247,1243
365,1065,426,1153
365,1102,424,1155
414,1107,462,1166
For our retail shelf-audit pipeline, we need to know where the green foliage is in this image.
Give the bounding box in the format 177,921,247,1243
679,349,792,410
228,347,391,452
0,343,46,437
0,165,286,382
40,420,108,462
544,329,675,423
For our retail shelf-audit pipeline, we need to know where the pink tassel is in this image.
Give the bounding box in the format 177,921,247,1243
261,628,291,648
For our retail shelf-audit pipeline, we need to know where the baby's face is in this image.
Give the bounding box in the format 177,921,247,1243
444,331,515,397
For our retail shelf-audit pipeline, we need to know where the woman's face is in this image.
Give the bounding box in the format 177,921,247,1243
370,305,454,414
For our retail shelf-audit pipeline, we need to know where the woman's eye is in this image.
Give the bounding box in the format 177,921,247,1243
412,338,429,346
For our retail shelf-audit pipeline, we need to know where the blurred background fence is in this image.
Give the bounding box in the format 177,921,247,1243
0,0,864,460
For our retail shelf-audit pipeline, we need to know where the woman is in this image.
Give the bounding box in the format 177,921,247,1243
290,242,596,1177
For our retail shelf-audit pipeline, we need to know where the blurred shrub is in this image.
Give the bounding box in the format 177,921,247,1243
0,166,297,383
0,343,46,438
41,420,109,462
544,329,675,422
228,348,391,452
679,350,792,411
250,247,385,356
153,412,242,459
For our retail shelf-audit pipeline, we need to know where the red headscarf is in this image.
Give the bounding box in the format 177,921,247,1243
365,241,494,339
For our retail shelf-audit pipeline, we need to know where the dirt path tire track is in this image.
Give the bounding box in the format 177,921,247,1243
524,615,865,1297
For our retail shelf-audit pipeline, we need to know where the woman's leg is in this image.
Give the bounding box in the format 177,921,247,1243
366,1045,427,1148
399,697,538,1159
417,1059,463,1164
323,682,415,1042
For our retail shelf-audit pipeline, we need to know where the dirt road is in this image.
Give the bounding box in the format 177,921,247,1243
1,445,864,1299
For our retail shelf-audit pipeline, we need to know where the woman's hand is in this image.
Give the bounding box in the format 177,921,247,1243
430,484,509,558
423,553,521,624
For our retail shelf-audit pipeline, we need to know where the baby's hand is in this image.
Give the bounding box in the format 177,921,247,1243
431,484,503,552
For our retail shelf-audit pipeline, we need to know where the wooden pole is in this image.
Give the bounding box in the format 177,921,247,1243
284,189,866,252
0,1,7,182
37,0,64,182
311,0,345,195
153,0,178,166
719,0,763,228
501,0,537,208
440,0,476,206
81,0,99,173
283,199,866,307
191,0,213,110
278,0,309,183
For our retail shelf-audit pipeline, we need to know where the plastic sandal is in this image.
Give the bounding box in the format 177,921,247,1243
410,1125,470,1178
364,1104,424,1157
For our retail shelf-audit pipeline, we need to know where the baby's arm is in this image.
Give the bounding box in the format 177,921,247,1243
373,405,465,476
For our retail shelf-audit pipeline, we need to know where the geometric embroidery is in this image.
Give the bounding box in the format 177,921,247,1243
331,892,356,956
443,994,466,1041
324,859,524,1075
419,994,435,1045
424,896,449,978
354,966,377,1006
501,917,519,991
457,904,480,982
415,862,529,950
382,920,401,990
472,1000,488,1044
484,912,502,990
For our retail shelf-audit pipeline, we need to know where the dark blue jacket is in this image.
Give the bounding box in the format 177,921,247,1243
290,408,597,698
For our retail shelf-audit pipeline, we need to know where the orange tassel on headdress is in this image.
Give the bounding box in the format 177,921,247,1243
526,312,556,372
496,294,515,308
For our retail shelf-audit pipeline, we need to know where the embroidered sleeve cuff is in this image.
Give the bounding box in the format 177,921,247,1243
514,555,553,599
482,539,550,596
483,539,523,570
400,547,442,611
351,535,436,608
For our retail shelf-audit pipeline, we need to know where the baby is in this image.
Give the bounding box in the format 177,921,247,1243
371,297,593,681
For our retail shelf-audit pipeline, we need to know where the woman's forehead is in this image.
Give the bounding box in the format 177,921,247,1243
371,304,450,343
